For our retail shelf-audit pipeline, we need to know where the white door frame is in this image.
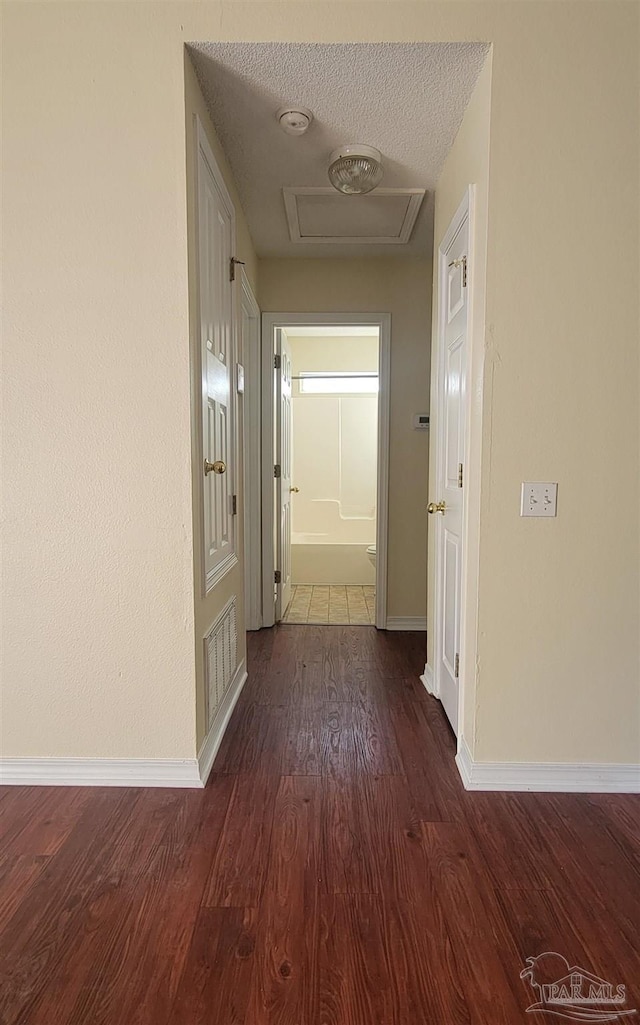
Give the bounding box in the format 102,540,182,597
260,312,391,630
240,269,262,630
428,186,475,738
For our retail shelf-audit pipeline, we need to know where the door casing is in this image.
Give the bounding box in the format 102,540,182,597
275,328,294,621
260,312,391,629
240,269,262,630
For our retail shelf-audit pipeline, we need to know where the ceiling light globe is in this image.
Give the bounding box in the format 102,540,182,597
328,145,383,195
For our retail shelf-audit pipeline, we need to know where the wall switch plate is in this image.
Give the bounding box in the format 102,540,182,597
521,482,558,517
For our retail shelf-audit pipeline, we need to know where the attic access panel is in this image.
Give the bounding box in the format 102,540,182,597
283,187,426,245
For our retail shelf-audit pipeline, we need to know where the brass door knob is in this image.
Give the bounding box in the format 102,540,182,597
427,500,446,514
290,486,300,493
204,459,227,476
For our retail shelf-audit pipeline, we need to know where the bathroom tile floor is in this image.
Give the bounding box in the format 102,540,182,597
282,585,376,625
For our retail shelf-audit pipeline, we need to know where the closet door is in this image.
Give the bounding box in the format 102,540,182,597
196,120,237,591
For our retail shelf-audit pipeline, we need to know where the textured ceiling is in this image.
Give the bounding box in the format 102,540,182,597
188,42,490,258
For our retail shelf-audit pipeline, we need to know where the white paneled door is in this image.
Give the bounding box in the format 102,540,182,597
275,328,293,620
431,194,471,735
196,120,237,593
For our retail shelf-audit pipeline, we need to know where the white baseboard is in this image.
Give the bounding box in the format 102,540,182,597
198,660,247,786
386,617,427,631
0,756,203,788
0,661,249,790
455,737,474,788
419,662,436,695
455,737,640,794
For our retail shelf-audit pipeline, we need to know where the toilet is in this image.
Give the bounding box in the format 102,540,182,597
366,544,376,568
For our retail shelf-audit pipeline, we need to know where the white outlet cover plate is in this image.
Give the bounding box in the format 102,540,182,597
521,482,558,517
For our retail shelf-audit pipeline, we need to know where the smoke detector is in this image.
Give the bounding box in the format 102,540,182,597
276,106,313,136
328,144,384,195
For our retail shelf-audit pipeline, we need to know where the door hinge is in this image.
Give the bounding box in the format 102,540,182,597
448,256,467,288
274,354,281,370
229,257,245,282
274,463,281,478
274,569,282,584
231,494,237,515
454,653,460,679
458,463,464,489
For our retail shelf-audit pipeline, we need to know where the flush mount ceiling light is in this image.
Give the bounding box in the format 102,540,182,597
328,144,384,195
276,106,313,135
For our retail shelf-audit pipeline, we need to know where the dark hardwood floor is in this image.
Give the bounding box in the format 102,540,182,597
1,625,639,1024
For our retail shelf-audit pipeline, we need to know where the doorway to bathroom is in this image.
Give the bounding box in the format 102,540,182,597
285,324,378,624
260,313,390,629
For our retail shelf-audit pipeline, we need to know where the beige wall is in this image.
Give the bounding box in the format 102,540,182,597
260,259,432,621
3,2,638,769
2,2,198,759
289,335,379,375
430,14,640,764
184,57,258,750
473,7,639,763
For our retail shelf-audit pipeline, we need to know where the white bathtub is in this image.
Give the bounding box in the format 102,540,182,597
292,543,375,585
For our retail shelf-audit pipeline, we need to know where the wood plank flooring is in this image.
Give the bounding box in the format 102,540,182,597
1,625,639,1024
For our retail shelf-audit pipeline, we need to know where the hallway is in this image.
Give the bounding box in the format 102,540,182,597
1,626,639,1023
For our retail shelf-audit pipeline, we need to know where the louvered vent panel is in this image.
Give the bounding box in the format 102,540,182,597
205,597,238,731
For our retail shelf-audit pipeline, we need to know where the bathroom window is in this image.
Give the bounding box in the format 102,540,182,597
298,372,379,394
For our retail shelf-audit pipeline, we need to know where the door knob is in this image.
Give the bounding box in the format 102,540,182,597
290,486,300,493
427,500,446,514
204,459,226,476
